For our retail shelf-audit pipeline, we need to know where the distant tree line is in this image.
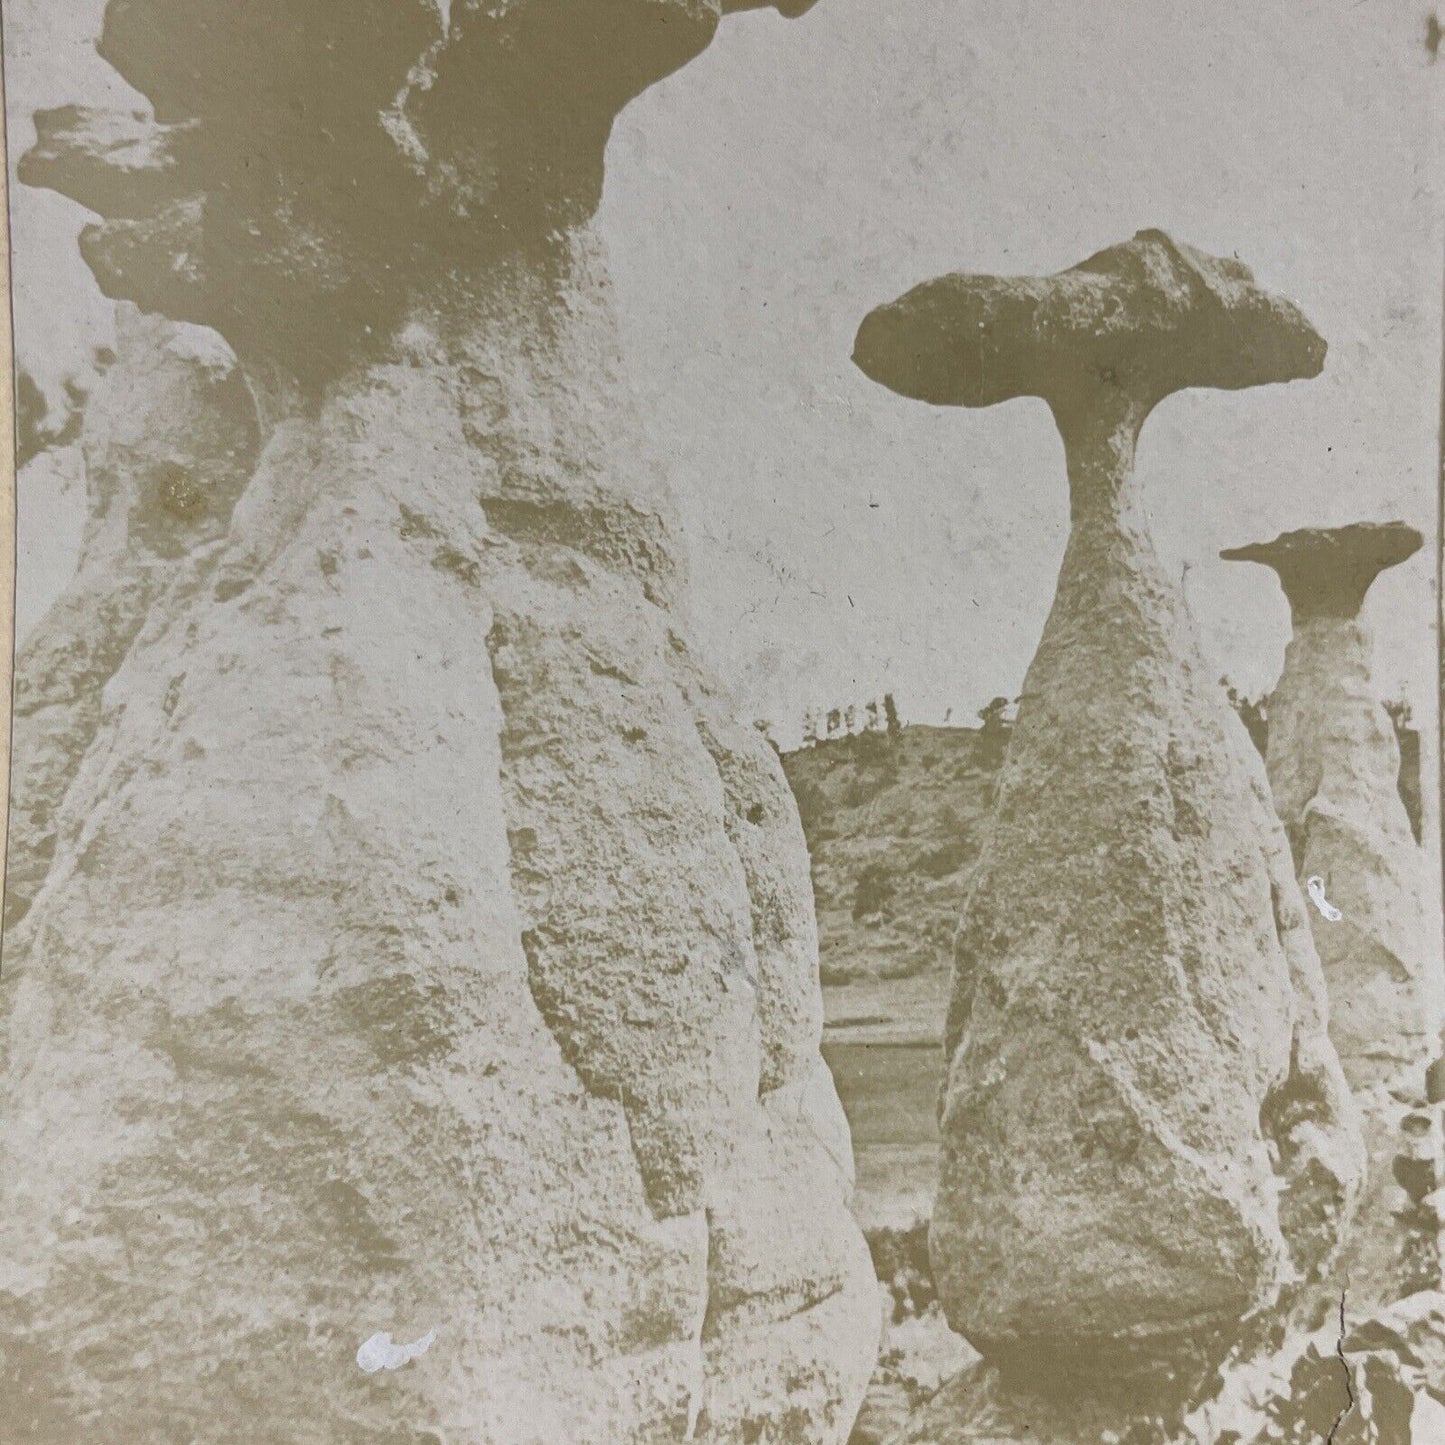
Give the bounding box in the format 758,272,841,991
800,693,902,747
800,692,1030,750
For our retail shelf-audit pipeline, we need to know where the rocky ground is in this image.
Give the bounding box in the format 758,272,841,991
844,1220,977,1444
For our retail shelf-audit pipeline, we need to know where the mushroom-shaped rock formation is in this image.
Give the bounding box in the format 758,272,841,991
854,232,1365,1393
1222,522,1426,627
2,3,879,1442
853,229,1327,432
20,0,816,399
1223,522,1445,1305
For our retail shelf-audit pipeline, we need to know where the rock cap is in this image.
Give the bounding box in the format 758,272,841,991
23,0,817,386
852,229,1326,415
1221,520,1423,620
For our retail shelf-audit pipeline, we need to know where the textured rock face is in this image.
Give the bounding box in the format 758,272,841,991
889,1293,1445,1444
932,498,1361,1376
1223,524,1445,1307
3,2,877,1440
854,233,1365,1385
1271,621,1442,1306
6,306,259,935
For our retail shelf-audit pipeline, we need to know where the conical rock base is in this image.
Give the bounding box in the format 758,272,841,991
935,505,1364,1374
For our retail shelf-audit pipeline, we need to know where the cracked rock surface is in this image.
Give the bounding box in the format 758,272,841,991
1223,523,1440,1089
1180,1290,1445,1445
6,306,259,937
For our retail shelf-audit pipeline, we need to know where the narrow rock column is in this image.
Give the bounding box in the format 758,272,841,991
1223,522,1445,1304
3,3,879,1441
853,232,1365,1417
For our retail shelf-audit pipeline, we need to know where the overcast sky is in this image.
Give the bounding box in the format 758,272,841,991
8,0,1444,759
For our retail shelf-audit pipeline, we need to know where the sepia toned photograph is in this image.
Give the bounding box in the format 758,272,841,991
2,2,1445,1441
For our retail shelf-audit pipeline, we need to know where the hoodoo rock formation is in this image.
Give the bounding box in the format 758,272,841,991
1223,522,1445,1305
2,3,879,1441
853,232,1365,1405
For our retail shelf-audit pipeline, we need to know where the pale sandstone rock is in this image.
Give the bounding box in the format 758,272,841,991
854,232,1365,1385
2,2,878,1440
5,306,259,935
1223,523,1445,1307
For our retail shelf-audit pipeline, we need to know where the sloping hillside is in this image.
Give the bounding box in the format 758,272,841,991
780,722,1006,989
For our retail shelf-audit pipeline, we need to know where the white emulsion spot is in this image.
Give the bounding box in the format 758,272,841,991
1306,876,1344,923
356,1327,438,1374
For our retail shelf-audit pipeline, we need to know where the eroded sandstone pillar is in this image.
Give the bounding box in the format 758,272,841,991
1223,522,1445,1305
852,232,1365,1418
2,3,878,1440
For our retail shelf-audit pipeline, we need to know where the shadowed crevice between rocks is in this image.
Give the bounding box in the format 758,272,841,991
1327,1291,1357,1445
